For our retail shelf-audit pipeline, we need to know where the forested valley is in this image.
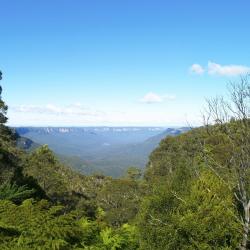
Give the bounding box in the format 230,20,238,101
1,72,250,249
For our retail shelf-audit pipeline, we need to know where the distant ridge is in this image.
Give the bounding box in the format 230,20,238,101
13,127,190,177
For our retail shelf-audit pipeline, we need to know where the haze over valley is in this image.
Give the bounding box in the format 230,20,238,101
15,126,189,176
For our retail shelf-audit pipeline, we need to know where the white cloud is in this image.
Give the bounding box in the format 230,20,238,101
140,92,176,104
190,64,205,75
10,103,103,117
140,92,163,104
189,61,250,76
208,61,250,76
8,101,202,127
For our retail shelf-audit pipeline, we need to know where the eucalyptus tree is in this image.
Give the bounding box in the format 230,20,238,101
203,75,250,250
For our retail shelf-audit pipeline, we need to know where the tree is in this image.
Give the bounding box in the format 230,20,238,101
0,71,8,126
0,71,23,185
176,169,241,249
0,71,15,143
0,199,83,249
203,75,250,249
97,178,141,227
138,167,240,250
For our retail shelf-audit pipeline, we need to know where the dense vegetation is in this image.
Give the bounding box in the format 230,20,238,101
1,71,250,249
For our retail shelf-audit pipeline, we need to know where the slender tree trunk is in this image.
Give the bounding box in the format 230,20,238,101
241,201,250,250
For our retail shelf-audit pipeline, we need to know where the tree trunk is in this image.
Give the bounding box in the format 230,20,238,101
241,202,250,250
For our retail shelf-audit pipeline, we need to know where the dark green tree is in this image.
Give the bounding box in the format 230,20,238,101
97,178,141,227
0,71,8,126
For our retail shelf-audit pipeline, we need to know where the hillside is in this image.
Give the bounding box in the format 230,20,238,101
16,135,40,151
0,111,143,249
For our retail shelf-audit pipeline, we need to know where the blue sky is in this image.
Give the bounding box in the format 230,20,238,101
1,0,250,126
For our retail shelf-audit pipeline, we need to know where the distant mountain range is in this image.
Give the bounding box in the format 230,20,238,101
14,127,190,177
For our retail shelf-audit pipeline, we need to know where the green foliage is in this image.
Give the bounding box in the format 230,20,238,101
77,218,139,250
137,123,250,249
125,167,142,180
145,129,202,183
24,145,66,194
98,224,139,250
138,164,193,250
0,76,26,187
78,217,101,247
138,168,241,249
175,170,241,249
23,145,99,215
0,199,83,249
0,198,139,250
97,178,141,227
0,71,14,142
0,182,34,203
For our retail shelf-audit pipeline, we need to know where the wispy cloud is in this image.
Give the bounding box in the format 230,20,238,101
207,61,250,76
10,103,103,117
8,102,200,127
190,64,205,75
189,61,250,76
140,92,176,104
